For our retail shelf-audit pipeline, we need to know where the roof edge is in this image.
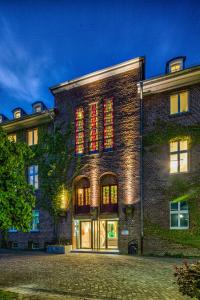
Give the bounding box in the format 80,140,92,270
50,56,144,94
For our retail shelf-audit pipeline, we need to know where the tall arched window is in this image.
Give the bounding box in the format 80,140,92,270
75,177,90,214
100,174,118,213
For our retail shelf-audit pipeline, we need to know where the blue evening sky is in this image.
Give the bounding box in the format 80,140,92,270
0,0,200,118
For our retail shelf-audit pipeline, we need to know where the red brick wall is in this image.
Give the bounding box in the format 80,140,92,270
143,83,200,256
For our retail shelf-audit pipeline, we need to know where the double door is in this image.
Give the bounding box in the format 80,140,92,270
79,220,118,250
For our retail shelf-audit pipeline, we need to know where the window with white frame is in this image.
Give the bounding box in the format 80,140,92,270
31,210,39,231
170,91,188,115
28,165,39,189
8,226,17,232
14,110,21,119
170,140,189,174
170,201,189,229
27,128,38,146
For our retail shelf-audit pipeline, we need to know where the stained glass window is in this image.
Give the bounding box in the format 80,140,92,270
89,103,98,153
75,107,84,155
104,98,114,150
102,185,117,205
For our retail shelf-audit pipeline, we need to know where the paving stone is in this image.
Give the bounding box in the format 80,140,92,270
0,251,192,300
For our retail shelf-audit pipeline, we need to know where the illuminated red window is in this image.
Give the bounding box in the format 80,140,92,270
89,103,98,153
104,98,114,150
75,107,84,155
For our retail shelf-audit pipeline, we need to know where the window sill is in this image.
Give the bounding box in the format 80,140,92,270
170,227,189,230
169,171,190,176
169,111,191,118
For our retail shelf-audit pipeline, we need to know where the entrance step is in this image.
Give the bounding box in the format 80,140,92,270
71,249,119,254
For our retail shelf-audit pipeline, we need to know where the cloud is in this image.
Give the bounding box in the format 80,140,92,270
0,17,53,103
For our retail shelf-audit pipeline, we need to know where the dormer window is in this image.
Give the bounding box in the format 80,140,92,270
14,110,21,119
166,57,186,74
35,105,42,113
0,114,8,124
12,108,26,119
32,101,46,114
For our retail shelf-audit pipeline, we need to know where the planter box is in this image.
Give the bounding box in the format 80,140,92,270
47,245,72,254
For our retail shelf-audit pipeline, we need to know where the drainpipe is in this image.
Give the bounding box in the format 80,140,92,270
139,81,144,255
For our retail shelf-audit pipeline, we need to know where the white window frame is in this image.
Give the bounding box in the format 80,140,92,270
14,110,21,119
170,202,189,229
28,165,39,189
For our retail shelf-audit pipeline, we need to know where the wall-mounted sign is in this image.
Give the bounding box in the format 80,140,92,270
121,229,129,236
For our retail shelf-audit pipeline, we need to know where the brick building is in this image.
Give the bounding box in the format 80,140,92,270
1,56,200,255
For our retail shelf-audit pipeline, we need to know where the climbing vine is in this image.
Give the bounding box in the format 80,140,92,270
144,119,200,249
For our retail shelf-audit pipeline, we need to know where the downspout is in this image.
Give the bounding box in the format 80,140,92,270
139,80,144,255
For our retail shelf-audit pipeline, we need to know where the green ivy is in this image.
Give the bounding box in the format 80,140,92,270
144,119,200,249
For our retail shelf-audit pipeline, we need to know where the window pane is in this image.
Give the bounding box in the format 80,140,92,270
85,188,90,206
170,154,178,173
170,141,178,152
180,201,188,211
171,202,178,211
110,185,117,204
180,140,188,151
103,186,110,204
170,95,178,114
28,130,33,146
32,210,39,231
180,92,188,113
180,213,189,228
34,129,38,145
170,63,181,73
171,213,178,228
77,189,84,206
180,152,188,172
8,134,17,142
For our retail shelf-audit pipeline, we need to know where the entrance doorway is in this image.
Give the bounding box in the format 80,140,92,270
80,221,91,248
73,220,118,250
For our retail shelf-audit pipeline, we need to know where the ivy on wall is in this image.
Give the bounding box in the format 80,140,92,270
144,119,200,249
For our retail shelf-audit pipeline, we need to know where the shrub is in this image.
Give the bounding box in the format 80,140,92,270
174,261,200,299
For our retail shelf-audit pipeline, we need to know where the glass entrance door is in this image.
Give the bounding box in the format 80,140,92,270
80,221,91,248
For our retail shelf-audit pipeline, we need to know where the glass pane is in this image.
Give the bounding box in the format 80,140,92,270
28,130,33,146
180,140,188,151
180,201,188,211
34,175,39,189
180,213,189,228
170,94,178,114
34,129,38,145
170,154,178,173
103,186,110,204
171,202,178,211
180,92,188,113
8,134,17,142
110,186,117,204
180,152,188,172
171,213,178,228
77,189,84,206
85,188,90,205
170,141,178,152
81,222,91,248
100,221,106,249
170,63,181,73
107,221,118,249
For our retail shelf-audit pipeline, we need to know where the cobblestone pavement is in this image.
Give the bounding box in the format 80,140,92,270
0,251,193,300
